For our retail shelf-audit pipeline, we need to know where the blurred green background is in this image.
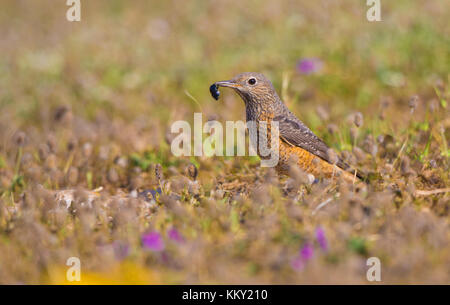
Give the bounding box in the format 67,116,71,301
1,0,448,130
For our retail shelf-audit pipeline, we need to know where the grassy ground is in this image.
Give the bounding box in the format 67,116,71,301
0,0,448,284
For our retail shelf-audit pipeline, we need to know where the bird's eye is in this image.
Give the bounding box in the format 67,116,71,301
248,78,257,85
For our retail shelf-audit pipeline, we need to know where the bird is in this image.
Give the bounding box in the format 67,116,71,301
212,72,364,183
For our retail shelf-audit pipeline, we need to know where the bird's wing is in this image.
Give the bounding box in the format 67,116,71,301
273,113,351,172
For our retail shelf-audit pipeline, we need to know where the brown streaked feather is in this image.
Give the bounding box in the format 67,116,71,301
274,113,365,180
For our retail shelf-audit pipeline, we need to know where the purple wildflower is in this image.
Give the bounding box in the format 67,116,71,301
142,232,164,251
300,243,314,260
316,227,328,251
168,227,185,243
296,58,323,75
291,243,314,271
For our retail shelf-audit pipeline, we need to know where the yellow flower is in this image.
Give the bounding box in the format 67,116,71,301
46,261,161,285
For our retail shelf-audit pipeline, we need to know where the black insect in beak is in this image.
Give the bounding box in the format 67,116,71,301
209,83,220,100
210,80,240,100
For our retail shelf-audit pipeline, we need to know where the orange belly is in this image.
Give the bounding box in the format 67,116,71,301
275,140,356,183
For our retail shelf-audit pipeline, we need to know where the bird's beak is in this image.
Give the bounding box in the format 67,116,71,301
215,80,240,89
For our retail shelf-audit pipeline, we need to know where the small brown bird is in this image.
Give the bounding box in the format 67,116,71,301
213,72,364,183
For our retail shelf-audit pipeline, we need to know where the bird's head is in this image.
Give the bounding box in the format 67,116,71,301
214,72,279,106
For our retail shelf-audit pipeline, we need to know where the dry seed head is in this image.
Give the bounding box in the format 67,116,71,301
38,143,50,161
99,145,110,160
115,156,128,168
155,163,163,181
429,159,437,168
327,123,338,135
185,163,198,180
354,112,363,128
251,185,271,206
379,134,394,148
400,156,411,175
376,135,384,144
264,168,278,184
213,189,225,200
13,131,26,147
409,95,419,113
107,167,119,183
170,176,190,193
363,134,378,157
46,134,57,153
45,154,58,170
287,158,309,185
284,178,297,193
341,150,356,166
326,148,338,165
82,142,93,158
352,146,366,162
53,105,72,125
